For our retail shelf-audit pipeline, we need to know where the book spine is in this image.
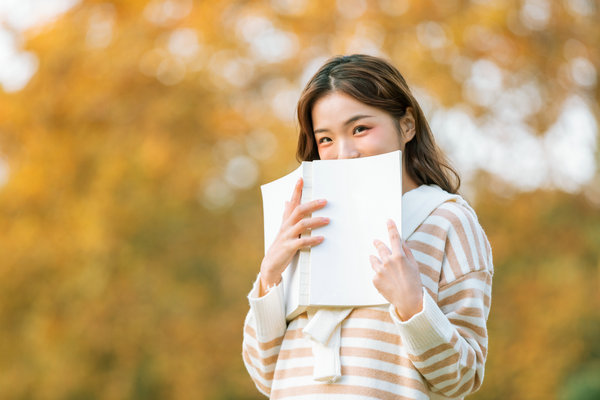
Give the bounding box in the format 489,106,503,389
298,162,312,306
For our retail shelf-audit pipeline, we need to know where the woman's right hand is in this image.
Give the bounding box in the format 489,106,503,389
259,177,329,296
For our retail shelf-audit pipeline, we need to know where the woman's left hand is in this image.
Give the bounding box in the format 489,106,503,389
369,219,423,321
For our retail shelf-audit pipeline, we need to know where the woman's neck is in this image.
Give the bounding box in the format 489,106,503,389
402,170,419,195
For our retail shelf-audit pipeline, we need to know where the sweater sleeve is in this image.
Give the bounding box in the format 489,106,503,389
242,274,287,397
389,201,493,398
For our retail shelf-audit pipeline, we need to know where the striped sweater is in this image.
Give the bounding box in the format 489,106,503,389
243,199,493,399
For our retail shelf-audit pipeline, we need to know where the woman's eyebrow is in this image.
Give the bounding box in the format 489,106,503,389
313,114,374,134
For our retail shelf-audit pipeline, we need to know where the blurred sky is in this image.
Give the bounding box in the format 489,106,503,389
0,0,598,199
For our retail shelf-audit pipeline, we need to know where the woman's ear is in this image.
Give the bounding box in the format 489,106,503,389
399,107,416,144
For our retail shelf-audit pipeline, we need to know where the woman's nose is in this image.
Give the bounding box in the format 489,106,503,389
338,141,360,159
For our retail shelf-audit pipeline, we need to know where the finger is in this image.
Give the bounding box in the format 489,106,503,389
296,235,324,249
291,216,330,237
387,219,403,254
290,198,327,223
369,255,382,271
373,239,391,260
290,178,303,207
283,178,303,220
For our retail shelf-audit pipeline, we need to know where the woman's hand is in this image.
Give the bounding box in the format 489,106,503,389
369,219,423,321
259,178,329,296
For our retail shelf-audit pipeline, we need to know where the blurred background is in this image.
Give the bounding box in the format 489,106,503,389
0,0,598,399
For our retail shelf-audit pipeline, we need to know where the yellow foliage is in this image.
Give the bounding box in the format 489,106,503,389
0,0,598,399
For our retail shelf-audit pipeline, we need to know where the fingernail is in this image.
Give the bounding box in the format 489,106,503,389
387,219,394,227
321,217,330,223
317,199,327,204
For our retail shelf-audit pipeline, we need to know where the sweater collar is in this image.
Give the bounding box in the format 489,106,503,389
401,184,461,240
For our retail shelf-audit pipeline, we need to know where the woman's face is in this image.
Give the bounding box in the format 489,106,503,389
312,92,409,160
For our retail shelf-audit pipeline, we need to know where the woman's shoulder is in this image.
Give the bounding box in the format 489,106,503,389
416,194,492,254
426,195,486,236
426,197,493,277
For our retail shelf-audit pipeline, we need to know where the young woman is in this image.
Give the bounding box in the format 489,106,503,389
242,54,493,400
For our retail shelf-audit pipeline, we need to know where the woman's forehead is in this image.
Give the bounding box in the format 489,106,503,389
312,92,384,121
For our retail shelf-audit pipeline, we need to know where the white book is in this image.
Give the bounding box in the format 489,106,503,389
260,150,403,320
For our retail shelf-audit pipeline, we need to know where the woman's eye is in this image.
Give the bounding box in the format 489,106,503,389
318,137,332,144
353,126,369,135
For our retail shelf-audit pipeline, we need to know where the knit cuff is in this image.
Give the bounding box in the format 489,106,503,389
247,274,286,340
388,288,454,352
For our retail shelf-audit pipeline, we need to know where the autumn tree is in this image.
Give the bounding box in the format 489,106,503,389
0,0,598,399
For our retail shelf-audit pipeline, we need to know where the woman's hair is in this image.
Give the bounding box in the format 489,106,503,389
296,54,460,194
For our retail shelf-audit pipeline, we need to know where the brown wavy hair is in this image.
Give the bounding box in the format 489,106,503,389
296,54,460,194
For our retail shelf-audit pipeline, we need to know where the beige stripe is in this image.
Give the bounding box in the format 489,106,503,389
409,332,459,363
425,286,437,301
452,378,477,398
278,347,312,360
448,318,487,339
283,328,305,340
428,369,458,386
244,325,285,351
271,383,417,400
455,328,485,361
414,333,482,392
438,288,491,309
419,352,460,375
463,210,486,270
273,365,428,394
341,346,413,368
415,223,448,241
244,345,279,366
441,238,463,285
342,366,428,394
408,343,452,364
435,208,476,272
440,270,492,290
277,346,416,368
251,376,271,397
348,308,391,322
407,240,444,263
453,307,484,318
466,347,476,367
483,235,491,257
242,350,275,382
451,365,481,397
274,366,313,380
437,351,477,394
416,260,440,282
342,327,402,345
